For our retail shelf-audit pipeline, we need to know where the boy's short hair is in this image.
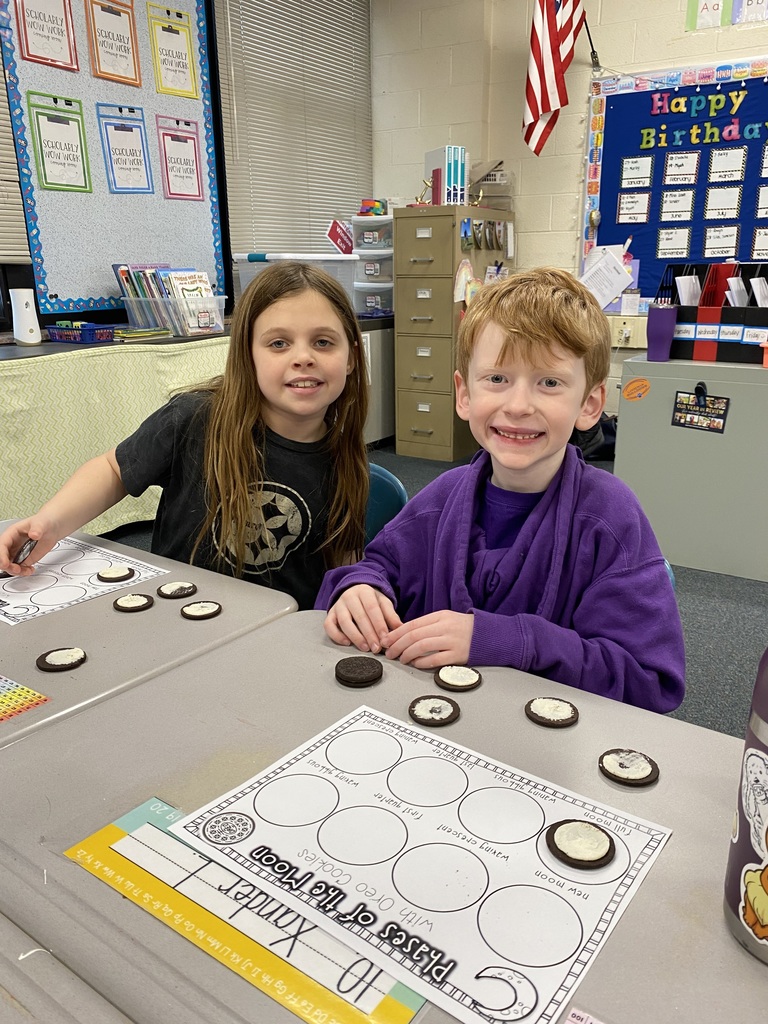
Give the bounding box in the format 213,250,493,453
457,267,611,394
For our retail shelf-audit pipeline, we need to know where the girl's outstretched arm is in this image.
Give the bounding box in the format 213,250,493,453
0,449,127,576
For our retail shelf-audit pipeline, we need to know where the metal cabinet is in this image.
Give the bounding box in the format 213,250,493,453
393,206,514,461
615,355,768,581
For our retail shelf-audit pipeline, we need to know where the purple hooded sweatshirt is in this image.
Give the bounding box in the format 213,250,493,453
316,446,685,713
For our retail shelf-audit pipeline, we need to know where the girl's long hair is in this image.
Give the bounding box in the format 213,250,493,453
190,261,369,575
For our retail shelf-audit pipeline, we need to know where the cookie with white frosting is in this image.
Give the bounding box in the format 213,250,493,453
598,748,659,787
36,647,87,672
96,564,135,583
113,593,154,613
524,696,579,728
546,819,616,869
408,695,460,727
180,600,222,620
433,666,482,692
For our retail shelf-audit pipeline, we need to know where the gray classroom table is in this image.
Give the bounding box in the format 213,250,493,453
0,911,133,1023
0,527,296,748
0,611,764,1024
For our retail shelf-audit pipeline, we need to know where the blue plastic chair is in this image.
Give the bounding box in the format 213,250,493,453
365,463,408,545
665,559,676,590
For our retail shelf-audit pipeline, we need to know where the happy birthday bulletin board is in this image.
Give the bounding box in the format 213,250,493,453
0,0,224,314
583,57,768,300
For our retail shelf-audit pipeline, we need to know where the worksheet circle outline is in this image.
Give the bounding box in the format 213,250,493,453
252,773,340,827
325,729,403,775
386,755,469,807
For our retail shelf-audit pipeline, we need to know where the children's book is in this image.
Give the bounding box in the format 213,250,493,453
120,263,171,328
164,269,222,335
112,263,138,299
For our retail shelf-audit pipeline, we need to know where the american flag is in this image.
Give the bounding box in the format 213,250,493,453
523,0,586,156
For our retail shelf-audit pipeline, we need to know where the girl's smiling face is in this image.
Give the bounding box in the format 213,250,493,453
455,322,605,492
251,289,354,442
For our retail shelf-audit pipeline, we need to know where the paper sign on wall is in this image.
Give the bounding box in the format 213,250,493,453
96,103,153,193
14,0,78,70
86,0,140,86
156,114,203,200
147,3,198,98
27,91,91,191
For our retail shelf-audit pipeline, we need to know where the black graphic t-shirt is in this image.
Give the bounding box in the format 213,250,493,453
116,392,332,609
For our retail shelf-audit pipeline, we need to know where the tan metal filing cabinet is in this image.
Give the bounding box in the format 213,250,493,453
615,355,768,581
394,205,514,460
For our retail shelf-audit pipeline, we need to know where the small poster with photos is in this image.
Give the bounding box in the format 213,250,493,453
671,390,729,434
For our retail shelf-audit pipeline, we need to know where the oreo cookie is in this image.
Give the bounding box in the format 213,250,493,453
546,819,616,869
36,647,87,672
598,748,660,787
433,666,482,692
180,600,222,620
157,581,198,600
524,696,579,728
113,593,154,613
335,656,383,688
408,695,460,727
97,564,135,583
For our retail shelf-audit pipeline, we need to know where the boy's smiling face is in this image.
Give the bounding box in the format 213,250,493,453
455,322,605,493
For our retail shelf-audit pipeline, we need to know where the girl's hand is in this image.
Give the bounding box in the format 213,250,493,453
324,585,402,653
381,611,474,670
0,516,55,577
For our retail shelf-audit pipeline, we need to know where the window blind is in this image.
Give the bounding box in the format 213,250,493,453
0,84,30,263
213,0,372,254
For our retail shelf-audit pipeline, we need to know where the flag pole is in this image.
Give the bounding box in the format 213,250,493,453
583,16,601,74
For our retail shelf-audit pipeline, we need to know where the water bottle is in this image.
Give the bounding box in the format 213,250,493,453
723,646,768,964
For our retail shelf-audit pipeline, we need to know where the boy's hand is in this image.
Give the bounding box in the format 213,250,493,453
382,611,474,669
0,517,54,577
324,585,403,653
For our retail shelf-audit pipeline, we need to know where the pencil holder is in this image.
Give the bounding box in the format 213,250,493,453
646,303,677,362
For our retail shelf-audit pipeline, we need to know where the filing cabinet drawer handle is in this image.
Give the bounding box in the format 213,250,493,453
410,373,434,381
410,427,434,436
409,257,434,263
410,316,434,322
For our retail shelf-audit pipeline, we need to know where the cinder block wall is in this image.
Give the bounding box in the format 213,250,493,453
371,0,768,275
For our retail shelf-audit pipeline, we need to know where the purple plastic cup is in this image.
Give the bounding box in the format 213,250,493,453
646,303,678,362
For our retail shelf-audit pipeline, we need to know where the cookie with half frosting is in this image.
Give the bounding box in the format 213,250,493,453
157,581,198,600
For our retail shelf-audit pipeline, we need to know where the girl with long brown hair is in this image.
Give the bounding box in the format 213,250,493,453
0,262,369,609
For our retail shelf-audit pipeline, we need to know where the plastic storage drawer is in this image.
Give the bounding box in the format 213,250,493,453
354,282,394,316
354,249,393,284
351,215,393,250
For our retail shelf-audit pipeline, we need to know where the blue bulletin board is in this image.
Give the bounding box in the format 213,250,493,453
0,0,223,315
583,57,768,301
